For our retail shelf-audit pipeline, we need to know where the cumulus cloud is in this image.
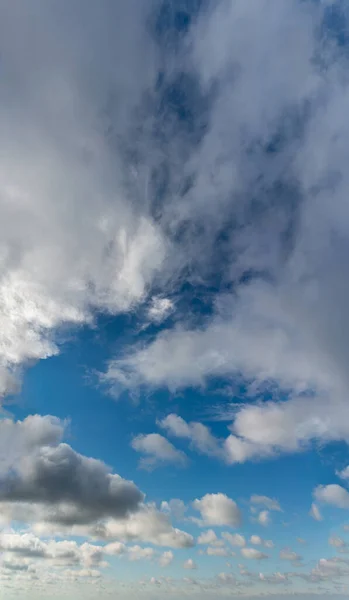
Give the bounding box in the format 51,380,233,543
93,505,194,548
314,485,349,510
159,414,225,460
250,535,262,545
192,493,241,527
131,433,187,470
183,558,197,570
158,550,173,567
241,547,268,560
197,530,218,545
279,549,303,563
222,532,246,547
0,415,193,549
257,510,271,527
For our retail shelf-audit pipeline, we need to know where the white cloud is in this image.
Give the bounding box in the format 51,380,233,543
205,546,229,557
329,536,346,549
279,549,302,563
314,485,349,510
241,547,268,560
131,433,187,470
0,0,168,397
94,505,194,548
147,297,174,324
192,493,241,527
250,495,281,512
0,415,193,550
160,499,187,521
337,466,349,481
159,550,173,567
257,510,271,527
310,502,323,521
183,558,197,570
197,530,218,545
250,535,262,545
222,532,246,547
159,414,224,460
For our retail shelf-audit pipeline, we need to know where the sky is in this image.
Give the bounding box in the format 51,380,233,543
2,0,349,598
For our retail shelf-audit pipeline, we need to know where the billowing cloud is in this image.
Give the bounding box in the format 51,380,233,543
192,493,241,527
314,485,349,510
158,550,173,567
241,547,268,560
131,433,187,470
0,415,193,549
183,558,197,570
222,532,246,547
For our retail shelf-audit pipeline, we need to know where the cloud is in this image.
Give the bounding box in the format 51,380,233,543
0,442,143,524
250,535,262,545
329,536,346,549
192,493,241,527
205,546,229,557
310,502,323,521
93,505,194,548
314,485,349,510
147,297,174,324
221,532,246,547
337,466,349,481
197,530,218,545
0,0,169,397
250,495,282,512
241,547,268,560
131,433,188,470
183,558,197,570
0,415,193,549
0,532,104,569
159,414,224,460
160,499,187,521
257,510,271,527
279,549,303,563
158,550,173,567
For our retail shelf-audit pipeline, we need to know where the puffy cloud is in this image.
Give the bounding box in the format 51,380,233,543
314,485,349,510
183,558,197,570
310,502,323,521
159,415,224,460
0,442,143,525
197,530,218,545
95,505,194,548
279,549,302,563
0,0,168,397
222,532,246,547
257,510,271,527
159,550,173,567
241,547,268,560
192,493,241,527
0,532,104,569
160,499,187,521
250,535,262,545
131,433,187,470
250,495,281,512
0,415,193,549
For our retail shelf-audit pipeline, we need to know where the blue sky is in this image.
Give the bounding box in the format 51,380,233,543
1,0,349,598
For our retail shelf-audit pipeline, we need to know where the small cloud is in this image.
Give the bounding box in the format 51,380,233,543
183,558,197,570
309,503,323,521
